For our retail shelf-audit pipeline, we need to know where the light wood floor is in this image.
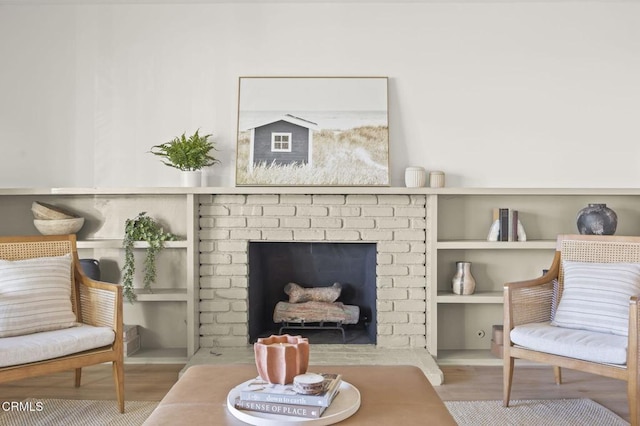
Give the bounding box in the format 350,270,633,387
0,364,630,423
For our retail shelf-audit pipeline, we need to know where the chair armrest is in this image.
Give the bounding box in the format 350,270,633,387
629,296,639,374
76,274,123,331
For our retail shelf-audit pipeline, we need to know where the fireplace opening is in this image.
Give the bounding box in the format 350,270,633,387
248,242,377,344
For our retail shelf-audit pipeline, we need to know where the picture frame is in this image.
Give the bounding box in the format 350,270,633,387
236,76,389,186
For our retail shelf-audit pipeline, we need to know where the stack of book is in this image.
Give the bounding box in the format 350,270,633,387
490,208,525,242
233,373,342,419
123,324,140,357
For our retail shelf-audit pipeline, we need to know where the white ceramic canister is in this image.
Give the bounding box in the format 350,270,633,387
405,167,427,187
429,171,445,188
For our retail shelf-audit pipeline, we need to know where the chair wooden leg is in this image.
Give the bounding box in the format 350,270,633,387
113,360,125,413
629,375,639,426
74,368,82,387
553,366,562,385
503,355,514,407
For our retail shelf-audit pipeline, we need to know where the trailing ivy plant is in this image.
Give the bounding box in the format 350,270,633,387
122,212,177,303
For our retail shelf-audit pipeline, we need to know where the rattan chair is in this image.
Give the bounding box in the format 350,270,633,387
503,234,639,426
0,234,124,413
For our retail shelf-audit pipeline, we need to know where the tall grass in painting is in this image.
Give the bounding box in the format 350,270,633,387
236,126,389,185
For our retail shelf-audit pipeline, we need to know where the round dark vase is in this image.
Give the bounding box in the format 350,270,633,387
576,203,618,235
79,258,101,281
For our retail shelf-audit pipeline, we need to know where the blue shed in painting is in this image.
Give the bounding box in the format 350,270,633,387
243,114,319,171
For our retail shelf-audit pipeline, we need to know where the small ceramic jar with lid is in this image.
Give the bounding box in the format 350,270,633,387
405,167,427,187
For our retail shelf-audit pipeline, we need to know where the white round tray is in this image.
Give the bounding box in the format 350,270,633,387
227,381,361,426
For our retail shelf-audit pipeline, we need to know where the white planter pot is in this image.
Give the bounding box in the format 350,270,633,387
181,171,202,187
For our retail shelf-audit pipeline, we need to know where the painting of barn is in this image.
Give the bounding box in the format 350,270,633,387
236,77,389,186
243,114,320,171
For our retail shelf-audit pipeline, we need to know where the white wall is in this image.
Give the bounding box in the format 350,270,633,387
1,1,639,188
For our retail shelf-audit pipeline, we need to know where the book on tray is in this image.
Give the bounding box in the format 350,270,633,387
234,373,342,418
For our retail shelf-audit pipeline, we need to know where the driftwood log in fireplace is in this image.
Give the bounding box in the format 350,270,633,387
272,282,360,342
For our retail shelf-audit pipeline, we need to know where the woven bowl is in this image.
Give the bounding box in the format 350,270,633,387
34,218,85,235
32,201,78,220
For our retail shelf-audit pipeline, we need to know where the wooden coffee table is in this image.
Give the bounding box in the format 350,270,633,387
143,364,456,425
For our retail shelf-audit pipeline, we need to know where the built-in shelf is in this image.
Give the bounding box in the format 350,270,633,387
77,239,188,249
132,288,188,302
437,240,556,250
124,347,188,364
437,291,503,304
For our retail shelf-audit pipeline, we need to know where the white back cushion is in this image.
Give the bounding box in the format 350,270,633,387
0,254,77,337
552,260,640,336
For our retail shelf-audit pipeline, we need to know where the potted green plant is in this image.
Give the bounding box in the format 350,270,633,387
151,129,220,186
122,212,177,303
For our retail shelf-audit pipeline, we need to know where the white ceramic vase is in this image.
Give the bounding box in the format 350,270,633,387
181,171,202,187
405,167,427,187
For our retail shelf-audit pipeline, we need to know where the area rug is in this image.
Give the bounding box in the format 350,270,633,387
0,399,157,426
445,399,629,426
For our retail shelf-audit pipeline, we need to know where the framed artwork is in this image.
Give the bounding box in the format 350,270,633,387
236,76,389,186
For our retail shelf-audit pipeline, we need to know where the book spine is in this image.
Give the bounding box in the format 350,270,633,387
234,397,324,418
240,379,341,407
499,208,509,242
511,210,518,242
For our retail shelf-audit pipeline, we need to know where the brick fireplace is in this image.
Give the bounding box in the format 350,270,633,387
198,193,429,350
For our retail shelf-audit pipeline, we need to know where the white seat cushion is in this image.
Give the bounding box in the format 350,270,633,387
0,324,115,368
510,322,627,365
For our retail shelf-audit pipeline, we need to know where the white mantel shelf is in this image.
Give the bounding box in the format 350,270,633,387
3,187,640,196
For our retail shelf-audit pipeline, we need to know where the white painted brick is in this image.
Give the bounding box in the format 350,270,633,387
200,324,232,335
325,230,360,241
280,194,312,205
343,218,375,229
394,230,426,241
214,336,249,347
377,288,408,300
378,242,411,253
395,253,425,265
200,253,231,264
297,206,329,216
212,195,246,204
409,288,427,300
217,241,249,252
394,300,427,312
199,217,214,228
329,206,361,217
217,312,247,324
377,335,410,347
377,265,409,276
281,218,311,228
362,207,394,217
231,253,248,264
200,313,214,324
216,288,247,299
231,301,247,312
230,277,248,288
247,218,280,228
394,324,426,335
410,243,427,253
230,229,262,240
411,218,426,229
410,265,426,276
232,325,248,336
377,301,393,312
199,265,214,276
378,312,409,324
200,205,230,216
410,313,426,324
377,324,394,335
410,336,427,348
311,217,342,228
247,194,279,204
262,230,294,240
393,276,426,288
293,229,326,241
200,276,231,289
345,194,377,205
376,218,410,229
395,207,426,218
199,300,230,312
377,253,393,265
360,230,393,241
199,241,214,252
377,277,393,288
263,206,296,216
200,289,214,299
216,264,248,276
410,195,427,206
377,195,410,205
229,205,263,216
312,195,346,205
200,229,230,240
199,195,213,204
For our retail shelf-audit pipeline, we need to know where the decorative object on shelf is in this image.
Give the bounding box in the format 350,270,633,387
79,258,101,281
576,203,617,235
487,208,527,242
451,261,476,295
122,212,178,303
254,334,310,385
31,201,85,235
151,129,220,187
236,76,389,186
404,166,427,187
429,171,445,188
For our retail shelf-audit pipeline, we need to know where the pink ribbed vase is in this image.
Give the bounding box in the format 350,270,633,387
254,334,310,385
